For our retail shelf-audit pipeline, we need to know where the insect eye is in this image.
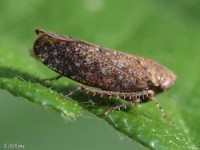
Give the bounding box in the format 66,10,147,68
147,80,153,86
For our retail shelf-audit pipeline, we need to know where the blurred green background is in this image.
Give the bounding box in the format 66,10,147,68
0,0,200,149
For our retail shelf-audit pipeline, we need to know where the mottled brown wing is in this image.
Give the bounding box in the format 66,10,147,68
33,29,176,93
39,29,151,83
69,41,153,92
93,47,152,83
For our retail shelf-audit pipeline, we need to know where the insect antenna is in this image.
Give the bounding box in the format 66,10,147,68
151,97,175,125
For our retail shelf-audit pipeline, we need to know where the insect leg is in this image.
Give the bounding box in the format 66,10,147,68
42,75,63,82
104,104,129,115
80,84,127,98
66,87,82,97
80,85,153,114
80,85,154,101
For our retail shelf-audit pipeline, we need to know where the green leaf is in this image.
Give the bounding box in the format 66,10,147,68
0,77,82,120
0,0,200,149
